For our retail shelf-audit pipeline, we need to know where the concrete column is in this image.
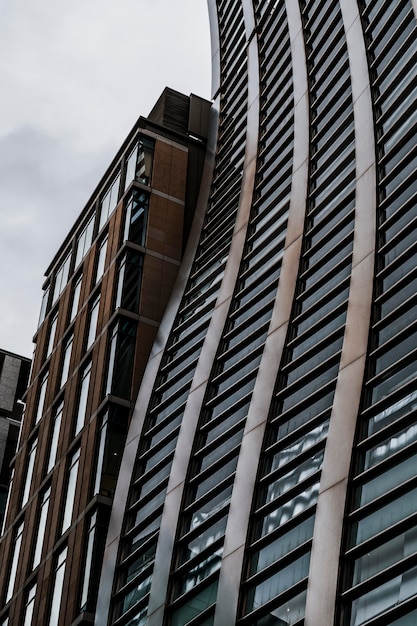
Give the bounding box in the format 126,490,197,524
304,1,376,623
214,2,310,623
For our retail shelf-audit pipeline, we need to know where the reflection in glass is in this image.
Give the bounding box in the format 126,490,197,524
350,565,417,626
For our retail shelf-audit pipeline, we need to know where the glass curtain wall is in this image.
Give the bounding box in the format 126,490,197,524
338,2,417,625
237,1,355,624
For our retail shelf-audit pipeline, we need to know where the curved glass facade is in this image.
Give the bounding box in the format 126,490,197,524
337,2,417,624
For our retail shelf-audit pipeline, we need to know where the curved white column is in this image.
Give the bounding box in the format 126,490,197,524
213,3,310,624
304,2,376,623
146,6,259,625
412,0,417,22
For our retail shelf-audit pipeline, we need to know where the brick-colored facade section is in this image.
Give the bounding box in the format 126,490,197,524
0,129,192,625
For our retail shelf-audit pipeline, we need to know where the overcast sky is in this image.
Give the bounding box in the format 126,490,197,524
0,0,212,359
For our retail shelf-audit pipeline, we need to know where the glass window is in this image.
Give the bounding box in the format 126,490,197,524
350,564,417,626
22,583,37,626
179,546,223,595
99,173,121,230
118,572,152,617
260,481,320,537
353,527,417,586
170,580,219,626
69,274,82,323
1,468,13,535
38,285,50,328
46,313,58,359
123,190,149,246
80,511,97,610
74,362,92,435
48,547,67,626
115,250,143,313
32,486,51,569
358,454,417,507
75,215,95,267
95,236,108,284
180,517,227,567
59,334,73,389
35,371,49,424
61,448,80,534
250,514,315,575
252,589,307,625
94,407,128,497
47,402,63,474
105,318,137,399
22,437,38,506
353,487,417,546
124,136,154,190
86,296,100,351
52,252,71,304
246,553,310,613
5,521,24,602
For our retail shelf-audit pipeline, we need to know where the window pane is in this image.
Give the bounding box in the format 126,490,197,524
99,173,121,230
52,253,71,304
170,580,219,626
22,438,38,506
38,286,50,328
124,137,154,190
32,487,51,569
48,547,68,626
23,583,37,626
74,362,92,435
60,336,73,389
86,297,100,351
6,521,24,602
105,319,137,398
75,215,95,267
124,190,149,246
35,372,49,424
70,275,83,323
80,511,97,610
46,313,58,358
95,236,108,284
47,402,63,474
94,407,128,497
61,449,80,534
115,250,143,313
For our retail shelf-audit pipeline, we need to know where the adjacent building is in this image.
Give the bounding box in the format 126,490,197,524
0,88,210,626
0,350,31,530
2,1,417,626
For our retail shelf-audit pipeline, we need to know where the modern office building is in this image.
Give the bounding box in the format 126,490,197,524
0,88,210,626
1,1,417,626
0,350,31,530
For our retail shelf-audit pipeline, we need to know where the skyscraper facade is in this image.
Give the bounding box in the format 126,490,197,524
94,1,417,625
1,2,417,626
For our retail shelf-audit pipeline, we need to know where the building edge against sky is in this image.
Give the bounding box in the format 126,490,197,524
2,1,417,626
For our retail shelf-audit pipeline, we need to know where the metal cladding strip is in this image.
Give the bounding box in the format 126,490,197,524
146,8,258,626
304,2,376,624
213,2,310,623
93,109,219,626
